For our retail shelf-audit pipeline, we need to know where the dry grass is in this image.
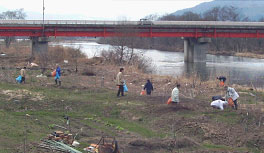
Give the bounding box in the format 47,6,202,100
235,52,264,59
208,51,264,59
0,40,31,57
40,46,87,64
2,41,264,99
2,46,264,152
90,64,222,100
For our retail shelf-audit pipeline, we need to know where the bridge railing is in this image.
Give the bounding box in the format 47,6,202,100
1,20,264,28
152,21,264,28
0,20,141,25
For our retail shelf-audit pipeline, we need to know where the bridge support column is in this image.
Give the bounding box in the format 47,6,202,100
184,37,211,63
31,37,49,56
4,37,12,48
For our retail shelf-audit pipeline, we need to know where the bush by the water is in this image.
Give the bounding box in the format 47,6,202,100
34,46,87,73
101,48,152,73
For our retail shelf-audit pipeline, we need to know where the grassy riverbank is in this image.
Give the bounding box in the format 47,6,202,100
207,51,264,59
0,64,264,152
1,41,264,152
0,82,165,152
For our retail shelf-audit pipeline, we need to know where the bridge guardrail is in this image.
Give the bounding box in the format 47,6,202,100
1,20,264,28
0,20,141,25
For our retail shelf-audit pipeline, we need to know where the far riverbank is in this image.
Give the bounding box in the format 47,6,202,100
96,40,264,59
207,51,264,59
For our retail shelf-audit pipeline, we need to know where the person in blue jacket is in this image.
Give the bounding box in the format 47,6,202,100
144,80,154,95
55,64,61,86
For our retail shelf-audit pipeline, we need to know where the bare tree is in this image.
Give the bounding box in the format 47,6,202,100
108,25,139,64
159,14,179,21
0,9,26,48
0,8,26,19
67,46,85,72
203,6,241,21
203,6,255,52
36,52,49,74
180,12,202,21
219,6,240,21
159,12,202,21
203,7,221,21
99,22,152,72
144,13,160,21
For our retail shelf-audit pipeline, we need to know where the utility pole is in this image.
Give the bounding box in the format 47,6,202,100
42,0,45,36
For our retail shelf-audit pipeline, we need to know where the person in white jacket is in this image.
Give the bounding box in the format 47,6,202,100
225,86,239,110
211,99,228,110
171,84,180,103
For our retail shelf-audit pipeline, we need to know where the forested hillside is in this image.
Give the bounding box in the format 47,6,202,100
172,0,264,21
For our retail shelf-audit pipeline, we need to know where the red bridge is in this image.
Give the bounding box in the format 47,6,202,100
1,20,264,38
2,20,264,62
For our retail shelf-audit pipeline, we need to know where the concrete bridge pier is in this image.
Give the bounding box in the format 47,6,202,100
31,37,49,56
184,62,208,81
184,37,211,63
4,37,12,48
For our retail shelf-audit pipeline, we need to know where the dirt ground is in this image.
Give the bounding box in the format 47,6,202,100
0,45,264,153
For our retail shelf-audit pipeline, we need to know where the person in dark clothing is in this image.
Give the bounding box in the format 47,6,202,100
144,80,154,95
212,95,225,101
217,76,226,82
217,76,226,86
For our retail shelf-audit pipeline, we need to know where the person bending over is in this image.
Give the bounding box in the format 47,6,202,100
171,84,180,103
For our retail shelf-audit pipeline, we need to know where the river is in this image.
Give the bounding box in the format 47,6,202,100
50,41,264,87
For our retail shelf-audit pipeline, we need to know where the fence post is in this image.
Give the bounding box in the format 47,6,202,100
101,75,104,88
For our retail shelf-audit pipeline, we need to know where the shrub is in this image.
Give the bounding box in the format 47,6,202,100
101,48,152,73
34,46,87,73
82,67,96,76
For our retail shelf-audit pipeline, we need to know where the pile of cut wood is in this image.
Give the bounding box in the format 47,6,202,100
38,131,81,153
47,130,74,145
39,139,82,153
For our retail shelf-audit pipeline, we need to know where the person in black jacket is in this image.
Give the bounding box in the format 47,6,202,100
217,76,226,82
144,80,154,95
217,76,226,86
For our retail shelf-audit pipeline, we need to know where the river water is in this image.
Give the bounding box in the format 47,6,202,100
50,41,264,87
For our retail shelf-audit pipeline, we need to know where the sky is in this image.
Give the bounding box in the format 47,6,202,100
0,0,212,20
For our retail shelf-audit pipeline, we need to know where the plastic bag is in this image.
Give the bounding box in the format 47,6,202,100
220,81,225,86
55,72,60,80
16,75,22,83
140,90,146,95
228,98,234,107
167,97,172,105
212,95,225,101
123,84,128,92
72,140,80,147
51,70,56,77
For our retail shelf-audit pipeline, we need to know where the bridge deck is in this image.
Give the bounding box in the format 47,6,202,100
1,20,264,28
0,20,264,38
